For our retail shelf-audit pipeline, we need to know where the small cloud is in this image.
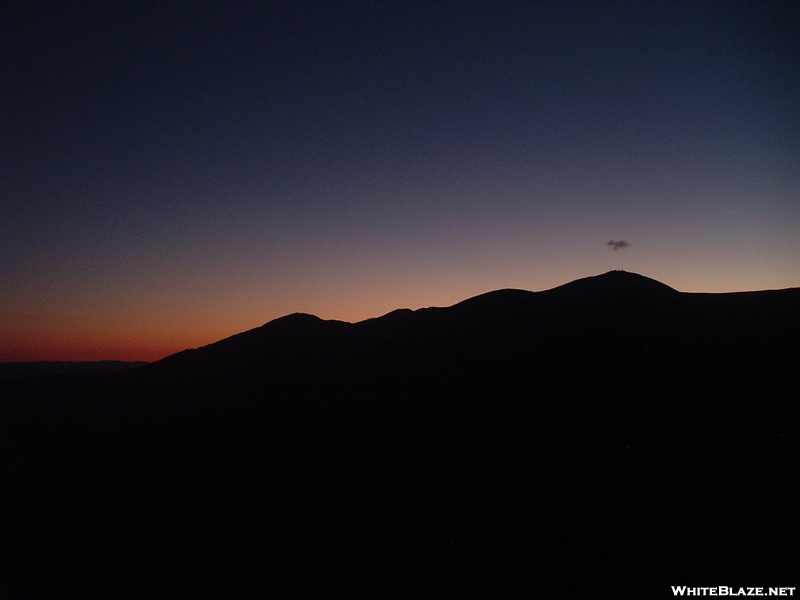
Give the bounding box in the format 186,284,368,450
607,240,631,251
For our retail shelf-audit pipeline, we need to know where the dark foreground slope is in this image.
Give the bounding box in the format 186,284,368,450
3,272,799,598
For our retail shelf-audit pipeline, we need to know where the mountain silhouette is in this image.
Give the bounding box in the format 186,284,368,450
3,271,798,598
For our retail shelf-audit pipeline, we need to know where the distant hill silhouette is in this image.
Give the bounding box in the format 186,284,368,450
3,271,798,598
0,360,147,381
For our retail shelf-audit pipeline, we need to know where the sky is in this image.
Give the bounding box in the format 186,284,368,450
2,0,798,361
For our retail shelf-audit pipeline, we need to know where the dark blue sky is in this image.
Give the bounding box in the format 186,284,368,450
2,0,798,360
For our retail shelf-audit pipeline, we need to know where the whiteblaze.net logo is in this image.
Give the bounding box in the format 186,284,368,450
672,587,796,597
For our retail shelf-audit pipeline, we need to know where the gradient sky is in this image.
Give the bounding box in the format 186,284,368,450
2,0,799,361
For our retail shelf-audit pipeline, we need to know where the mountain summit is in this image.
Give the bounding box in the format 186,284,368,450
546,269,679,298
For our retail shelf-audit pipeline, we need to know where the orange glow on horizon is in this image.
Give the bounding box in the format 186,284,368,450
2,264,798,363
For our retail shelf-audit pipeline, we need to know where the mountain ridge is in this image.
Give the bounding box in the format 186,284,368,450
140,270,798,390
154,270,798,365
